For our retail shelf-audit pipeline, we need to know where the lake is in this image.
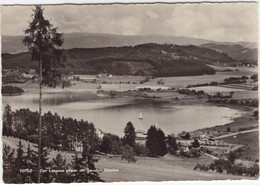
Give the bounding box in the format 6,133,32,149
2,92,242,136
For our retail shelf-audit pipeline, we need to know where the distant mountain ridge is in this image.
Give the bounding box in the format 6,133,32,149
2,33,257,54
200,43,257,62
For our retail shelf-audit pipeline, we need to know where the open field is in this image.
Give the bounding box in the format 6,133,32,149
208,65,258,75
219,131,259,161
96,155,255,181
3,135,258,181
6,65,257,94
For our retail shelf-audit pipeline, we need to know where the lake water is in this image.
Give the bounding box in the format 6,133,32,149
2,92,242,136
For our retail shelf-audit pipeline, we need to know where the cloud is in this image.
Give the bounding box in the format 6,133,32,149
1,6,33,35
163,3,257,42
1,3,257,42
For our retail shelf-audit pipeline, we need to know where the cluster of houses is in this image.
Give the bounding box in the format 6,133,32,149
2,68,38,83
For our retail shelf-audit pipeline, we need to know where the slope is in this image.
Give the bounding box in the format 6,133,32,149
2,43,235,77
200,43,257,62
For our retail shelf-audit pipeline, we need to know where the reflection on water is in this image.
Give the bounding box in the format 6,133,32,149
34,92,106,105
2,92,242,136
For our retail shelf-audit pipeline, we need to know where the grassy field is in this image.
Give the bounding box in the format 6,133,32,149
220,131,259,161
3,136,257,181
9,65,257,94
96,154,255,182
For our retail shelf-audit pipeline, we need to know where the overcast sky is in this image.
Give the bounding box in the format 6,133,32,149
1,3,258,42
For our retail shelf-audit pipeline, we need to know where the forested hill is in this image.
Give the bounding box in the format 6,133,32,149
200,43,257,62
2,43,235,77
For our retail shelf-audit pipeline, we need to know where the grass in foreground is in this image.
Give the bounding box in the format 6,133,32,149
96,154,255,182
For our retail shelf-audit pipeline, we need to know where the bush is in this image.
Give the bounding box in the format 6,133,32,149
2,85,24,94
250,74,258,82
99,133,123,154
190,149,201,157
197,157,260,177
191,139,200,148
210,81,218,86
121,145,136,162
246,164,259,177
253,110,258,118
227,127,231,132
194,164,209,171
133,143,148,156
167,135,178,155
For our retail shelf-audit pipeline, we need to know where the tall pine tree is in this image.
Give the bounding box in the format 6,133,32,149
146,125,167,157
23,5,65,182
123,122,136,147
167,134,178,155
3,105,13,136
3,145,16,183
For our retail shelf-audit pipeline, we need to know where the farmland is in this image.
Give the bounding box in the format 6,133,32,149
96,155,255,181
219,131,259,161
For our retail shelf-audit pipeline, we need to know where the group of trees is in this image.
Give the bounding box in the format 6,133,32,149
2,106,102,183
3,105,100,152
99,122,141,162
3,105,203,182
3,141,102,183
145,125,167,157
2,85,24,95
186,75,253,89
208,97,258,107
178,88,207,97
99,122,198,159
194,152,259,177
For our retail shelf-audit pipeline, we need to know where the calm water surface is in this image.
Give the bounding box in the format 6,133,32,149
2,92,241,136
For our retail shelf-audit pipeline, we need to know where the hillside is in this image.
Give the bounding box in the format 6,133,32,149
200,43,257,62
2,43,235,77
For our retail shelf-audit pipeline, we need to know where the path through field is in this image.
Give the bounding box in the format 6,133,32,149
213,129,258,139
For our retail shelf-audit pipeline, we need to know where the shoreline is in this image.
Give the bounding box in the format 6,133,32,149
2,81,258,163
3,81,258,137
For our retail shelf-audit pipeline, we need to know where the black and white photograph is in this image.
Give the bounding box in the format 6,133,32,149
1,0,259,183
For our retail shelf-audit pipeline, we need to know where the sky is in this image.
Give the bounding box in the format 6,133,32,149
1,2,258,42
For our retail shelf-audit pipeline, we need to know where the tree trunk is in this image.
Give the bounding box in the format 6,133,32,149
37,55,42,183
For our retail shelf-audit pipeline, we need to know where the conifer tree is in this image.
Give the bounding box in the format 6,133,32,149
81,131,102,182
123,121,136,147
16,141,24,167
23,144,38,183
3,105,13,136
71,152,85,182
13,141,24,183
23,5,65,182
146,125,167,157
167,134,178,155
51,153,69,182
3,145,16,183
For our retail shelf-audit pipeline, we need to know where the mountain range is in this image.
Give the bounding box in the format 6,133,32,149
200,43,257,62
1,33,257,77
2,33,257,61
